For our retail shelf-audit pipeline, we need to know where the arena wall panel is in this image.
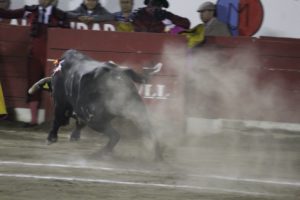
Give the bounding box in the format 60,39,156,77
1,24,300,126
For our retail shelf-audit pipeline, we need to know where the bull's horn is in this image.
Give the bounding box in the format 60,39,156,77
28,77,52,94
152,62,163,74
143,62,163,75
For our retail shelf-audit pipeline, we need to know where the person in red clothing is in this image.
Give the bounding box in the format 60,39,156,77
0,0,69,127
132,0,190,33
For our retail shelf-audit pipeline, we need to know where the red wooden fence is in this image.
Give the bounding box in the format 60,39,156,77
185,36,300,123
1,24,300,126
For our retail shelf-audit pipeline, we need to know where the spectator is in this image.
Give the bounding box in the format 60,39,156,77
52,0,58,6
114,0,134,22
0,0,9,21
180,1,231,48
67,0,114,23
198,1,231,36
0,0,69,127
132,0,190,33
114,0,135,32
0,0,10,9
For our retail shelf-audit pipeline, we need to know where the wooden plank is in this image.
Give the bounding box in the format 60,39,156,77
1,77,28,98
258,40,300,57
260,36,300,44
0,24,30,42
260,56,300,71
1,77,27,108
0,58,28,78
0,41,29,56
256,70,300,90
3,97,27,108
205,36,255,47
0,25,29,109
186,88,300,123
47,28,187,54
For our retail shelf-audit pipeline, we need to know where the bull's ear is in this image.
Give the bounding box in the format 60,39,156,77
103,66,111,72
93,66,110,78
61,62,70,74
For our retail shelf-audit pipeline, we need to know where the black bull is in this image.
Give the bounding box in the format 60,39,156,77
38,50,162,160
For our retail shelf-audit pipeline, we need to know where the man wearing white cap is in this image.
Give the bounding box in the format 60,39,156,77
198,1,231,36
180,1,231,48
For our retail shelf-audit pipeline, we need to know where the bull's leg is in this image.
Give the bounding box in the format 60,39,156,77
141,124,164,161
47,105,71,145
70,119,85,141
154,138,163,161
47,118,60,145
100,124,120,155
128,104,163,161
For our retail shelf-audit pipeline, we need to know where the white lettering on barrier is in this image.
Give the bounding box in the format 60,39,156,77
70,21,75,29
92,23,100,31
9,19,28,26
75,22,88,30
9,19,18,25
8,19,116,31
21,19,27,26
103,24,116,31
139,84,170,100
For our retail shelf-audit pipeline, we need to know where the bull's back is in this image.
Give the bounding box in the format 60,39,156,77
95,69,144,115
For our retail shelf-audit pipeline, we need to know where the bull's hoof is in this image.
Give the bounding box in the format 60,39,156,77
69,136,80,142
87,149,113,160
155,153,164,162
154,145,164,162
22,123,38,128
46,137,58,145
97,148,113,158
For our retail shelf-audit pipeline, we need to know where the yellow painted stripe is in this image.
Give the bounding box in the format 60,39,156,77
0,83,7,115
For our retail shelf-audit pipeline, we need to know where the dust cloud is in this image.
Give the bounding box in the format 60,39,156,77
45,47,299,198
118,42,300,193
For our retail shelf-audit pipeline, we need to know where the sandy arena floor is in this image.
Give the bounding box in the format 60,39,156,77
0,120,299,200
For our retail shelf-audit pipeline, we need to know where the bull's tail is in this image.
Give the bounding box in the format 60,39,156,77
28,77,52,95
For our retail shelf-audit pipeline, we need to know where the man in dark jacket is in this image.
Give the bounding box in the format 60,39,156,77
0,0,10,9
0,0,69,126
132,0,190,33
67,0,114,23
